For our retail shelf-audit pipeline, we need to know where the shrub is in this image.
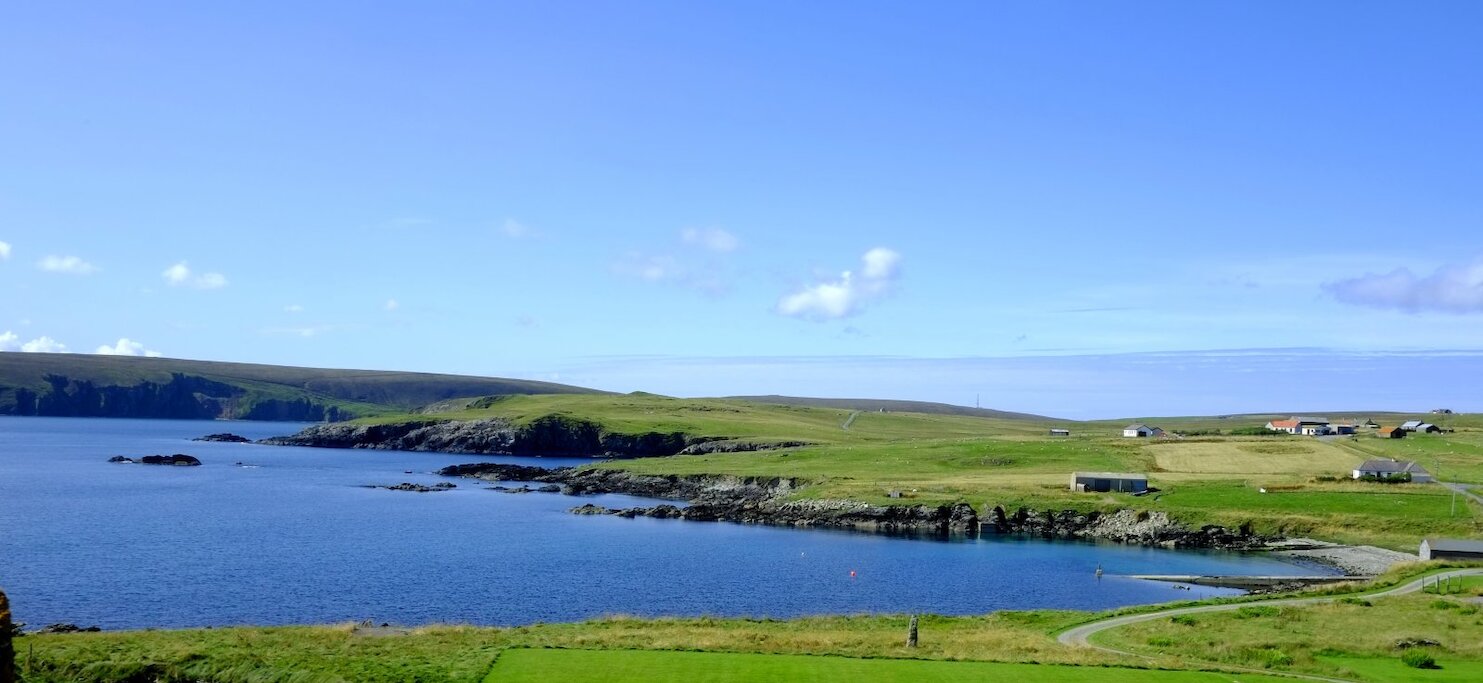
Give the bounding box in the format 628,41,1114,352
1402,650,1439,669
1431,599,1461,611
1338,597,1372,607
1147,636,1176,647
1170,615,1199,626
1249,647,1294,668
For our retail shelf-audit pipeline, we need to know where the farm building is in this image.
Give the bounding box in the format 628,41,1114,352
1266,419,1300,434
1419,538,1483,561
1332,424,1357,435
1417,423,1442,433
1122,424,1162,438
1266,417,1331,435
1070,472,1148,493
1375,426,1406,439
1362,419,1379,428
1049,429,1071,437
1401,420,1424,431
1353,459,1433,483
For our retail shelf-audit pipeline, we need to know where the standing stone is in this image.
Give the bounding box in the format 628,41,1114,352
1,588,14,683
906,614,919,648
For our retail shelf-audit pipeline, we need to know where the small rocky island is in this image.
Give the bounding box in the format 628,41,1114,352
370,482,457,493
108,454,203,466
194,433,251,443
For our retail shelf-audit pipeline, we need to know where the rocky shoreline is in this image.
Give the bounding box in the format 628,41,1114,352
434,462,1271,550
259,418,811,459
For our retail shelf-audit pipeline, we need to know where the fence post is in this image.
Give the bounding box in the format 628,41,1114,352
907,615,919,648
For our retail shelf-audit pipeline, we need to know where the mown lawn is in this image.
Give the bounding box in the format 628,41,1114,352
483,649,1290,683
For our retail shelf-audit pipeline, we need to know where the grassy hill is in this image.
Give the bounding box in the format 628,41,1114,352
726,395,1058,421
0,353,601,422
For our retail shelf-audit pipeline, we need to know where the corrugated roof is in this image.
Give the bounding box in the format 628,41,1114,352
1425,538,1483,554
1356,459,1429,474
1124,424,1150,430
1402,420,1424,428
1073,472,1148,480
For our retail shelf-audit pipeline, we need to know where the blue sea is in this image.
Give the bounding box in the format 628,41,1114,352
0,416,1330,629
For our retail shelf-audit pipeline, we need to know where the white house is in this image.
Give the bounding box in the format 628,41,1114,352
1353,458,1433,483
1122,424,1162,438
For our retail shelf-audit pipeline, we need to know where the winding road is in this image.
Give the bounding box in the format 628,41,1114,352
1057,568,1483,682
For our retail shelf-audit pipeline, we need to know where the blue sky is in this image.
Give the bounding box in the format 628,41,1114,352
2,2,1482,417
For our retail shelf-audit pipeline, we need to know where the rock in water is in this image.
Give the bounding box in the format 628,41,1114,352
139,454,202,466
1,588,13,683
106,456,135,463
194,433,250,443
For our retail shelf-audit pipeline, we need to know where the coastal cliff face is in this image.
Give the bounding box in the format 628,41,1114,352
262,416,701,458
0,373,350,422
439,463,1265,548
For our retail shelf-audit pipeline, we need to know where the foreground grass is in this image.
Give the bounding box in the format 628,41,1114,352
17,567,1483,683
483,649,1289,683
15,612,1122,683
1094,592,1483,681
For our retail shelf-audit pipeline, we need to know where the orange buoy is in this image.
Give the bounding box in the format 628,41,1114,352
849,570,857,578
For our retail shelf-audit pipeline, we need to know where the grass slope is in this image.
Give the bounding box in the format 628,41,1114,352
727,394,1058,421
0,353,601,418
485,649,1287,683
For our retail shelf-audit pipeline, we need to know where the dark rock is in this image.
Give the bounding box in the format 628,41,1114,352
436,462,561,481
34,623,100,634
107,456,134,463
264,416,701,458
379,482,455,493
138,454,201,466
194,433,250,443
678,439,812,455
1395,638,1442,649
535,484,561,493
570,504,616,515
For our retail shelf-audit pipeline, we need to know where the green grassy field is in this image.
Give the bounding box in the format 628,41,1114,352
1093,592,1483,681
483,649,1288,683
343,395,1483,549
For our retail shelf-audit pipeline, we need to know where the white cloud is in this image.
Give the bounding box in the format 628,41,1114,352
777,247,903,321
38,255,97,274
20,336,67,353
95,338,163,357
0,331,18,351
284,304,304,313
1324,257,1483,313
0,241,11,260
681,227,739,253
162,261,228,289
384,298,399,311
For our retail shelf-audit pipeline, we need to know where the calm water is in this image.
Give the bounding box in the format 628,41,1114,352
0,416,1330,629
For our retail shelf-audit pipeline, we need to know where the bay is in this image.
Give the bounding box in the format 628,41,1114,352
0,416,1330,630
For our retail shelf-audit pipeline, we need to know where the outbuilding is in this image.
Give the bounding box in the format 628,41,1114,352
1122,424,1162,438
1417,423,1443,434
1420,538,1483,562
1070,472,1149,493
1353,459,1433,483
1049,429,1071,437
1375,426,1406,439
1401,420,1424,432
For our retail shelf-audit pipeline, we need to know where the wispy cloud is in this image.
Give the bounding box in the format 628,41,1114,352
1324,256,1483,313
500,219,540,239
162,261,228,289
384,298,400,311
777,247,903,321
680,227,739,253
0,240,11,260
613,227,743,296
95,338,162,357
38,255,97,274
284,304,304,313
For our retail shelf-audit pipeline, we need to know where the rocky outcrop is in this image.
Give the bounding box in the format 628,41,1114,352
677,439,812,455
266,417,701,458
375,482,456,493
980,505,1265,549
32,623,100,634
194,433,250,443
110,454,201,466
434,463,1264,548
